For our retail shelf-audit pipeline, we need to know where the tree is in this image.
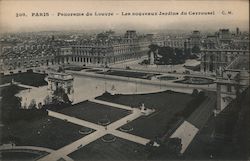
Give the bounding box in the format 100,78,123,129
1,84,20,99
38,102,43,109
198,90,206,98
52,87,72,104
1,85,21,123
149,44,159,52
146,137,182,159
192,89,199,97
28,99,37,109
166,137,182,154
44,95,52,105
62,92,71,104
191,45,201,54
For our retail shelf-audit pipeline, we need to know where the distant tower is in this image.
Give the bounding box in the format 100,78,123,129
124,30,137,39
190,30,201,48
46,72,74,103
236,27,240,35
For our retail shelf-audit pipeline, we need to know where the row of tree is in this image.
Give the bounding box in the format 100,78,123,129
1,85,47,124
147,44,200,65
1,84,72,124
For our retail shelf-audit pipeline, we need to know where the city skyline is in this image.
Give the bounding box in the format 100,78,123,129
0,1,249,161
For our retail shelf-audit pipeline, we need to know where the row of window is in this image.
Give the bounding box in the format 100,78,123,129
2,54,54,61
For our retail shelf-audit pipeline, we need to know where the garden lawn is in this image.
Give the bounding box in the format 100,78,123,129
97,70,161,80
1,116,88,150
1,151,42,161
96,90,194,139
0,86,27,97
69,137,148,160
0,72,47,87
175,76,214,85
58,101,130,124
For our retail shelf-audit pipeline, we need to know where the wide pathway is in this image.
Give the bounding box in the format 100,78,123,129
89,99,132,111
48,110,104,130
170,121,199,154
187,95,216,129
0,83,11,88
0,145,73,161
39,101,152,161
107,109,141,130
38,131,106,161
0,82,37,89
112,130,150,145
170,92,216,154
69,70,217,93
17,83,38,89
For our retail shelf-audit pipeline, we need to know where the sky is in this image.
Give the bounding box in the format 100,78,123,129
0,0,249,33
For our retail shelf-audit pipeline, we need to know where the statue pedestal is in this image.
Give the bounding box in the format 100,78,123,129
140,104,155,116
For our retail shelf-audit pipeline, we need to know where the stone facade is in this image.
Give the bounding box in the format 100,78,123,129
215,55,249,114
46,72,74,103
0,46,57,71
56,30,153,66
200,49,249,74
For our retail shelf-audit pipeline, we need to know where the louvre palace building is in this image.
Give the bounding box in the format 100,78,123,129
0,30,165,71
200,28,249,75
57,30,157,66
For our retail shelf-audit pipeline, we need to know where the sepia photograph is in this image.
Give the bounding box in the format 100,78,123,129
0,0,249,161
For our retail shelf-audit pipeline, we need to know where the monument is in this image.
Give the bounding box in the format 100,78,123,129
46,72,74,103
